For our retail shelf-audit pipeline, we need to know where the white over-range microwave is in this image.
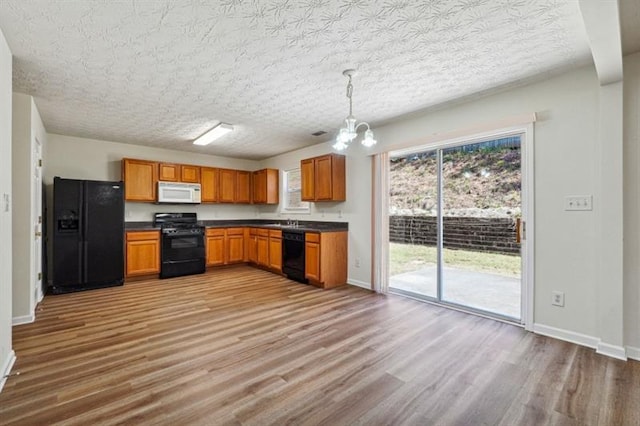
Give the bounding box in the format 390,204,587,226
157,181,201,204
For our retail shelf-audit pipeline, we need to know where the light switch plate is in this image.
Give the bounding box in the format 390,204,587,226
564,195,592,211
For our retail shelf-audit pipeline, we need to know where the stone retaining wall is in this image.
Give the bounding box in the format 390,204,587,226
389,215,520,255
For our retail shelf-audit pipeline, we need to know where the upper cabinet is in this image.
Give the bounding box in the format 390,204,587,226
123,158,273,204
236,171,251,204
159,163,200,183
252,169,279,205
301,154,346,202
200,167,219,203
218,168,251,204
122,158,158,202
181,165,200,183
219,168,236,203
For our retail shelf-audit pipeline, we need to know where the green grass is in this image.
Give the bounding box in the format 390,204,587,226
390,243,521,277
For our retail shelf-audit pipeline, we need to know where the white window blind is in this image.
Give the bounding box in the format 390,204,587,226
283,168,310,213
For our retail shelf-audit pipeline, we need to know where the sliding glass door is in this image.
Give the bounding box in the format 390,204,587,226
389,136,523,322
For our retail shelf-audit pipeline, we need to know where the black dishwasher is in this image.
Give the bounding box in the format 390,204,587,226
282,229,308,283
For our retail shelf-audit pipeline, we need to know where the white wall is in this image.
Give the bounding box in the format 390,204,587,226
45,134,262,222
11,93,47,324
623,52,640,354
0,28,15,389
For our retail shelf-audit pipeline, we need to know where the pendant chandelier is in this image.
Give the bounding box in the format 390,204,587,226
332,69,377,151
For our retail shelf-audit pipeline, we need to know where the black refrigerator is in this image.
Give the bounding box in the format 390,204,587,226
52,177,125,294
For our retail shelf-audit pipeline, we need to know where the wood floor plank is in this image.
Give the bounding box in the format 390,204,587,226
1,265,638,425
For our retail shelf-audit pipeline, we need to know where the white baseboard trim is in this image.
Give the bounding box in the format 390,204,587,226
37,288,44,303
533,323,631,361
347,279,372,290
12,314,35,326
597,342,627,361
626,346,640,361
0,350,16,394
533,323,599,349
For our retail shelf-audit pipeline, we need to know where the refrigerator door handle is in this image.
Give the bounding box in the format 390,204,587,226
78,240,84,283
83,241,89,283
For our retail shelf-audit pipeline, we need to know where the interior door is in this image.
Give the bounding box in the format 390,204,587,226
33,138,43,298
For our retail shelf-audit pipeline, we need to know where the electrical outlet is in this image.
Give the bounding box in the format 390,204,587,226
552,291,565,307
355,258,360,268
564,195,592,211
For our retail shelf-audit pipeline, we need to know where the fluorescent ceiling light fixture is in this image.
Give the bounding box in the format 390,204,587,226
193,123,234,146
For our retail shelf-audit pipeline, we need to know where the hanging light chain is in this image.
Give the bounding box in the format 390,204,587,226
346,74,353,117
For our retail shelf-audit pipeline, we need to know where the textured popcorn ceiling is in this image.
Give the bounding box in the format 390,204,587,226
0,0,592,160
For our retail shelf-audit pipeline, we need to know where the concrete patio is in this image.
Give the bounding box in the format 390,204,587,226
390,265,521,319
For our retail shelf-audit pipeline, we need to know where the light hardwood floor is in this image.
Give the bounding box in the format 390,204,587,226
1,265,639,425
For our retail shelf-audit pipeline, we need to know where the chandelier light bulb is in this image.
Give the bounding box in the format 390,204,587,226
333,69,377,151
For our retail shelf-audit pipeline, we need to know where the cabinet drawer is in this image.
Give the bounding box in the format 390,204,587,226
226,227,244,236
206,228,225,237
257,229,269,237
249,227,258,236
126,231,160,241
269,229,282,238
305,232,320,243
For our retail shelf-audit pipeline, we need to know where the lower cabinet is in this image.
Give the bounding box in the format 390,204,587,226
226,228,245,264
125,230,160,277
268,230,282,272
248,228,258,263
206,228,245,266
257,229,269,267
305,231,348,288
206,229,225,266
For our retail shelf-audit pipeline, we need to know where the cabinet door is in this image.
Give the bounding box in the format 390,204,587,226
305,241,321,281
126,236,160,277
257,236,269,266
314,155,333,201
253,170,266,204
159,163,180,182
181,165,201,183
122,159,158,201
219,169,236,203
201,167,219,203
248,231,258,263
226,228,244,264
268,237,282,272
206,234,225,266
236,171,251,204
301,159,315,201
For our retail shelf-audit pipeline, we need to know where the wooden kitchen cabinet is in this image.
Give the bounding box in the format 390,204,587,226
181,165,200,183
268,229,282,272
257,229,269,267
226,228,245,264
159,163,201,183
219,168,236,203
125,230,160,277
305,231,348,288
253,169,279,204
236,171,251,204
159,163,180,182
122,158,158,202
248,228,258,263
206,229,225,266
206,228,245,266
300,154,345,202
200,167,219,203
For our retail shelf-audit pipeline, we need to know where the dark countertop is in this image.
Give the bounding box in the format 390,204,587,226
125,219,348,233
